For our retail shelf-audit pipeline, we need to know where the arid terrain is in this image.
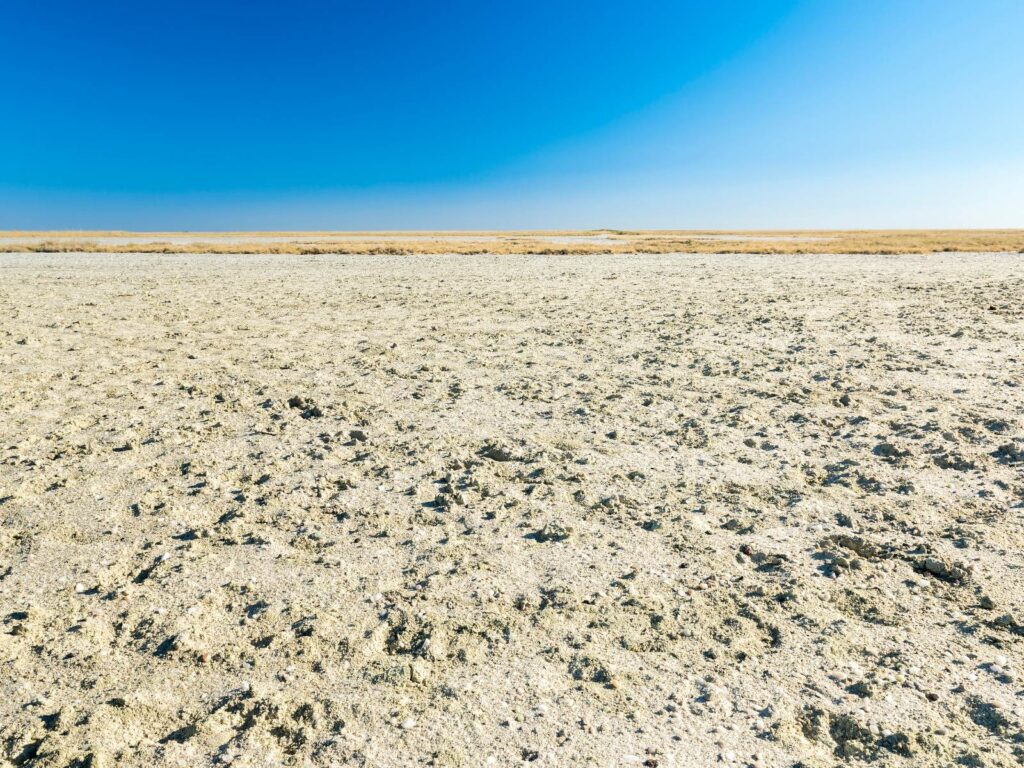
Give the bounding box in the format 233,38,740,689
2,230,1024,256
1,249,1023,767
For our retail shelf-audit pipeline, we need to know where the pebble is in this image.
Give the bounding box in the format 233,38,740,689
409,660,430,684
400,717,417,729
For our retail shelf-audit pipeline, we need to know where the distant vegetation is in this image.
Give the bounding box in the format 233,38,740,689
1,230,1023,255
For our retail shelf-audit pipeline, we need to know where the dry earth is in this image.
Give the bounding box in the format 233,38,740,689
3,230,1024,255
1,251,1023,768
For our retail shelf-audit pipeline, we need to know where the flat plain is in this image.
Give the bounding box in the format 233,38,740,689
2,229,1024,255
1,247,1023,767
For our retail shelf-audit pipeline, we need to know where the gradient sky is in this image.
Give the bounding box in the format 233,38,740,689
2,0,1022,229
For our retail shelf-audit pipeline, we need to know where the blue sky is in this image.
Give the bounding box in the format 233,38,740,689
1,0,1022,229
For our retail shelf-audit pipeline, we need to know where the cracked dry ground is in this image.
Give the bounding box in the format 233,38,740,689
1,251,1023,768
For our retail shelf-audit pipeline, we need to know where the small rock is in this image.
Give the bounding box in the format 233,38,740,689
287,396,323,419
918,556,971,584
993,613,1018,628
533,522,572,542
480,442,518,462
409,660,430,684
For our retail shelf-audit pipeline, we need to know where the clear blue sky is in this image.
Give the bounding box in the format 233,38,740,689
2,0,1022,229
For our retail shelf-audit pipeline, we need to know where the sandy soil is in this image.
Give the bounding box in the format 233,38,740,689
0,235,828,246
1,251,1022,768
4,231,1024,255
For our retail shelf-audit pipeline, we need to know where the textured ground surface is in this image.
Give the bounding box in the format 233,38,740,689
3,229,1024,255
1,251,1022,768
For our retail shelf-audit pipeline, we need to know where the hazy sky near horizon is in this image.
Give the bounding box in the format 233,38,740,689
2,0,1022,229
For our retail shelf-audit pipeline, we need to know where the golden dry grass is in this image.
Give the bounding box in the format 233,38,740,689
1,230,1023,254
